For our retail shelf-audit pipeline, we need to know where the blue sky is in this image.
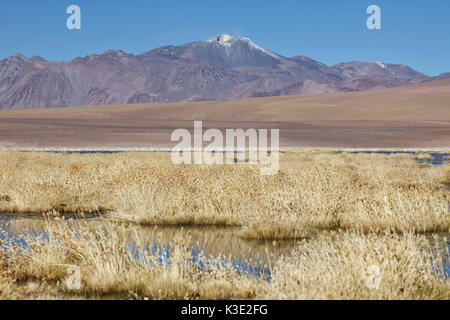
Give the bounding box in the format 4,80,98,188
1,0,449,76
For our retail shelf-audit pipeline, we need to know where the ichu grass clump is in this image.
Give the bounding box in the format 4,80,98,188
0,151,448,239
1,220,267,300
0,220,448,300
266,231,450,300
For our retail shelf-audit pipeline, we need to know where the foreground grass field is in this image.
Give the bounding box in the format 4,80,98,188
0,151,448,237
0,150,449,299
1,221,448,300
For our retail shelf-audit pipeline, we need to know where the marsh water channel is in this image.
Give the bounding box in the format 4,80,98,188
0,150,449,283
0,213,300,279
1,213,449,281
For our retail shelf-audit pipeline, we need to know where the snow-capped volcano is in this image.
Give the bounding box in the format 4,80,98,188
206,34,235,46
163,34,281,68
205,34,280,59
0,35,430,109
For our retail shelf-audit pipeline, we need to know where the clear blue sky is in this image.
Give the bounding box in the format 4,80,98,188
1,0,449,76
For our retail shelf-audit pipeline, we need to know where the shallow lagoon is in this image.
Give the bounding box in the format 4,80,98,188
1,214,448,281
0,150,448,299
0,215,295,280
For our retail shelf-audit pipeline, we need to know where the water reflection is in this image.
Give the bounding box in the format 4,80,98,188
0,216,295,279
342,151,450,166
1,215,449,280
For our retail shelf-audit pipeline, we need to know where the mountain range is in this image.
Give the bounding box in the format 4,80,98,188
1,34,448,110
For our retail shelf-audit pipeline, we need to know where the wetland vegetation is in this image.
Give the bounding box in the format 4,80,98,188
0,150,448,299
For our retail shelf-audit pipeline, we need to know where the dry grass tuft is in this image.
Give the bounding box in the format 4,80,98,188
1,220,448,300
266,231,449,300
1,150,448,300
1,151,448,239
1,220,266,299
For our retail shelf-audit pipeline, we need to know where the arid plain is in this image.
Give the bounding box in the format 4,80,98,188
0,79,449,149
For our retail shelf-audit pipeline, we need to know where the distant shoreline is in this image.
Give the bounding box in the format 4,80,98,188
0,147,449,153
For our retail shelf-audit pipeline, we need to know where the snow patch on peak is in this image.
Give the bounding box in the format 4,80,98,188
373,61,387,69
216,34,234,42
242,38,280,59
206,34,235,47
206,34,280,59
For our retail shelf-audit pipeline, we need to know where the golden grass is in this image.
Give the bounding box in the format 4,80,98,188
1,220,263,299
0,220,448,300
0,151,448,239
1,149,449,300
266,231,449,300
0,270,15,299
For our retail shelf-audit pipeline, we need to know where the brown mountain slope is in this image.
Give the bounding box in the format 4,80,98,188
0,35,429,110
0,79,449,148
